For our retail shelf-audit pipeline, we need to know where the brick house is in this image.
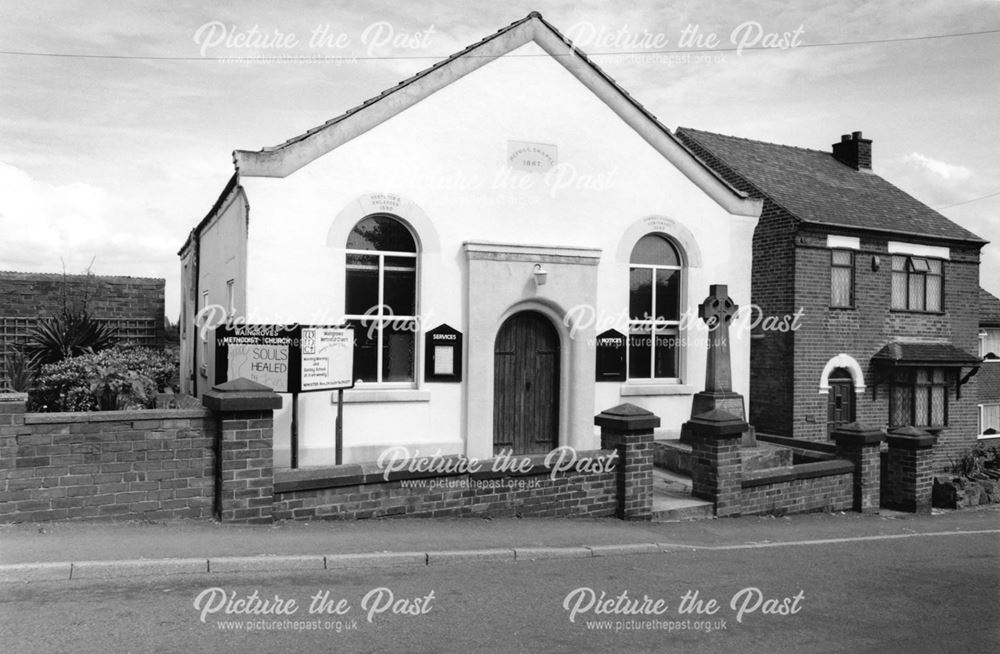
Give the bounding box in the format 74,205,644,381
675,128,986,466
979,287,1000,439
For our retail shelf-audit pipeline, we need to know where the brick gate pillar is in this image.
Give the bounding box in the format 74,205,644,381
595,403,658,521
884,426,936,514
0,393,29,520
831,422,885,514
202,379,282,523
686,409,747,518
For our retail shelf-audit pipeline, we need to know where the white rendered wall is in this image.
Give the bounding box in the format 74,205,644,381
192,189,247,398
240,42,757,465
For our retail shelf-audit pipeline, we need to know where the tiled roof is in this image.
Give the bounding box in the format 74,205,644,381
675,127,985,244
981,288,1000,327
871,342,980,366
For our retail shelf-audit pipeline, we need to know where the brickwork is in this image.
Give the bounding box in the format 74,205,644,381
749,203,798,435
0,397,214,522
831,424,884,514
687,414,745,518
217,410,274,523
740,472,853,515
0,271,165,325
774,229,981,468
273,467,617,521
883,430,936,513
597,404,657,521
600,430,652,520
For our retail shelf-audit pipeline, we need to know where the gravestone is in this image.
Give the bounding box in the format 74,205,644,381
681,284,754,446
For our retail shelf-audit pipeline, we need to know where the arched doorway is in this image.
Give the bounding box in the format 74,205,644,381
827,367,856,434
493,311,560,454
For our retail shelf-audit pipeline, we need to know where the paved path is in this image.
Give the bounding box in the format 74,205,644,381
2,506,998,582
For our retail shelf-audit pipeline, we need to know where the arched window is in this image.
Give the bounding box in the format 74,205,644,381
345,215,417,383
628,234,682,380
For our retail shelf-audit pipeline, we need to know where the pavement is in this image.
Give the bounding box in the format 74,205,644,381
1,505,998,583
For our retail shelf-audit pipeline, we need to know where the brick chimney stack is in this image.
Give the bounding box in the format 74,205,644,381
832,131,872,170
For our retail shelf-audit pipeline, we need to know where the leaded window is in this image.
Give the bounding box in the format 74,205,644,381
890,367,948,428
891,255,943,312
831,249,854,308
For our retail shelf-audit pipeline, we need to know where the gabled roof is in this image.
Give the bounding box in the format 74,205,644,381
982,287,1000,327
675,127,986,244
231,12,760,217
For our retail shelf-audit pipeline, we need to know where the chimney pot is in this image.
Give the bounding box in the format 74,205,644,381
832,131,872,170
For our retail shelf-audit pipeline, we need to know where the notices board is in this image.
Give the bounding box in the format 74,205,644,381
424,323,462,382
215,324,354,393
595,328,626,382
299,327,354,391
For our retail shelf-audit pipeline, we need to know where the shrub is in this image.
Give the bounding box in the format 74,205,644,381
24,309,117,365
28,343,177,412
29,356,99,412
3,346,37,392
949,443,1000,478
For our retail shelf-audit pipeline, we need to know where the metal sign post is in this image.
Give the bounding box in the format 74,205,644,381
290,392,299,469
335,388,344,465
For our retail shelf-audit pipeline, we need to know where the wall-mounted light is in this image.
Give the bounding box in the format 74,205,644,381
871,255,881,272
533,263,548,286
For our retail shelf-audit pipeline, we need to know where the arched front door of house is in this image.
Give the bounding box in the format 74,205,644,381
827,367,855,435
493,311,560,455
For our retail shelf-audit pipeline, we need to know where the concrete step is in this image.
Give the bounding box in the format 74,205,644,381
651,493,714,522
651,468,713,522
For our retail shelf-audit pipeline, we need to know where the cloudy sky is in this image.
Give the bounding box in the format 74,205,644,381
1,0,998,316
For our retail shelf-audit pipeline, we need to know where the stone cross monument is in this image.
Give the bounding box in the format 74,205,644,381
680,284,753,445
700,285,738,394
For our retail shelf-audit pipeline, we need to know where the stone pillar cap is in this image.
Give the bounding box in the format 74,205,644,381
831,422,885,445
886,425,936,449
203,377,283,412
686,409,748,438
594,403,660,431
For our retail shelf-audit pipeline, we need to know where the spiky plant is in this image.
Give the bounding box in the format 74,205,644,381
24,309,117,365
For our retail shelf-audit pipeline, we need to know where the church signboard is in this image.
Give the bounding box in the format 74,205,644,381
214,324,354,393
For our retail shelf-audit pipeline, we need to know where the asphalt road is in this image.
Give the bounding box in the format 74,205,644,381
1,530,997,653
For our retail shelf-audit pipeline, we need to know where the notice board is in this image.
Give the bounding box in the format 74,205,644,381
215,324,354,393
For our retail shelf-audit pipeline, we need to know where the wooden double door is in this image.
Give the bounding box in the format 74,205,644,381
493,311,560,454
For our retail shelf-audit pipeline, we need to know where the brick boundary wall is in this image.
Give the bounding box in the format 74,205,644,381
740,465,854,515
0,396,215,522
688,413,893,517
273,461,618,521
0,388,649,524
1,382,946,523
0,271,165,326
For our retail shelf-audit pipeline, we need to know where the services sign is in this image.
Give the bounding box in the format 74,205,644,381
214,324,354,393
